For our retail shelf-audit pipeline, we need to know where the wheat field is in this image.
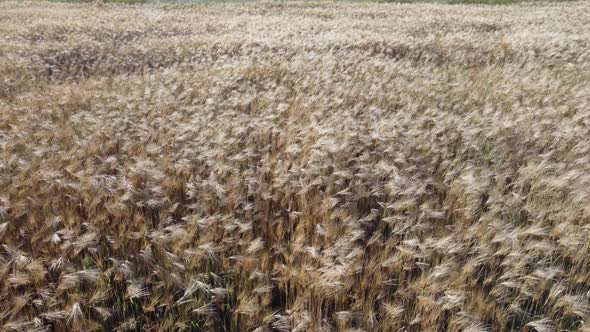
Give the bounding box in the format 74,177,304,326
1,1,590,331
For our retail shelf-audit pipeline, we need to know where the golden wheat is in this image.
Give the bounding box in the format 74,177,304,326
1,1,590,331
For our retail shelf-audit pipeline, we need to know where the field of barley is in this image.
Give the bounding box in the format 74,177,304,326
1,1,590,331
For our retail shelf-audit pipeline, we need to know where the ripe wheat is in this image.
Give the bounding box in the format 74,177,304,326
1,1,589,331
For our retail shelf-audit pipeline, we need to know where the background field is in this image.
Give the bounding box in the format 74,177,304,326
1,1,590,331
